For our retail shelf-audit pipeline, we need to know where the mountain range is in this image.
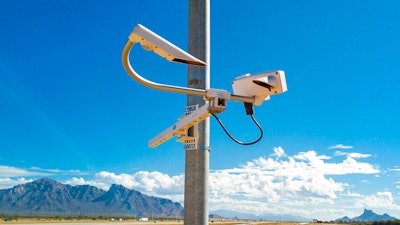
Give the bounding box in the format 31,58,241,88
0,178,397,222
335,209,397,222
0,178,183,217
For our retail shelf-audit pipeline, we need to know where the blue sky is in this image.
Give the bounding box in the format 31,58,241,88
1,0,400,221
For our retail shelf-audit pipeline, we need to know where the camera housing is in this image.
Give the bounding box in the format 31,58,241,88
232,70,287,106
129,24,206,66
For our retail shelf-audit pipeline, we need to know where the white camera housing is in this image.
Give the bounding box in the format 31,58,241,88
232,70,287,106
129,24,206,66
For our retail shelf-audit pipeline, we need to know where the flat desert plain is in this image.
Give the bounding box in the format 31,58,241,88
0,220,308,225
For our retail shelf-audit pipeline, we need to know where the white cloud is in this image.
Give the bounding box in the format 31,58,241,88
63,147,380,219
335,151,372,159
272,146,286,158
355,191,400,211
334,151,347,156
347,152,371,159
328,144,354,149
0,165,87,178
214,150,346,202
343,190,363,197
0,177,33,190
322,157,379,175
0,165,89,190
0,165,51,178
391,166,400,172
65,171,185,202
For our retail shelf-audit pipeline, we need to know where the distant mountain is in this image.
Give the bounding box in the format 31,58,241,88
335,209,397,222
210,209,311,222
335,216,352,222
0,178,183,217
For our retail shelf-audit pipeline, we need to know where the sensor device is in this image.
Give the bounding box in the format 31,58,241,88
129,24,206,66
232,70,287,106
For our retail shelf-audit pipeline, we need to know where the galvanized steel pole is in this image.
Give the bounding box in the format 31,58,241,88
184,0,210,225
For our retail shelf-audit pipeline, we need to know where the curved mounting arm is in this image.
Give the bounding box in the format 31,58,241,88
122,24,255,103
122,41,208,97
122,41,255,103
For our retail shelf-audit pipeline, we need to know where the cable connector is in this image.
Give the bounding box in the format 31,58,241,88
244,102,254,115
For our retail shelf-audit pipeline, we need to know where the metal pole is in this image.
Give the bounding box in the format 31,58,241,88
184,0,209,225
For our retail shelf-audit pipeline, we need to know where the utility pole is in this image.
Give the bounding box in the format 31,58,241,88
185,0,210,225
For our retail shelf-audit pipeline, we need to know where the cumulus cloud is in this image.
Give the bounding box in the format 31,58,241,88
208,148,378,217
343,190,363,197
272,146,286,158
323,157,379,175
63,147,380,218
355,191,400,210
328,144,354,149
65,171,185,202
213,150,346,204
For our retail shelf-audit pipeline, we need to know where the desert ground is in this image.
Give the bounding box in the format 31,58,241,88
0,219,308,225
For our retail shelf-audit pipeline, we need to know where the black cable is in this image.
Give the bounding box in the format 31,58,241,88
211,112,264,145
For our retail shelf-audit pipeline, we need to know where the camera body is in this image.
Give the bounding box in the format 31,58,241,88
232,70,287,106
